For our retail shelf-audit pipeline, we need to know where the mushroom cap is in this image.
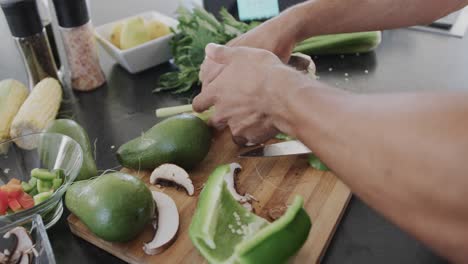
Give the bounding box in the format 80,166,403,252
3,227,34,264
143,191,179,255
150,164,195,196
18,253,31,264
289,53,316,75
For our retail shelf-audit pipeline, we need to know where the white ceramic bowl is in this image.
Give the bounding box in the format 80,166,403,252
95,11,179,74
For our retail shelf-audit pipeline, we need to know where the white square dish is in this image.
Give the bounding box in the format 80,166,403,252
94,11,179,74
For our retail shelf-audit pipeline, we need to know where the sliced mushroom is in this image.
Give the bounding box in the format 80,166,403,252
17,253,30,264
224,163,254,211
143,191,179,255
289,53,316,75
150,164,194,196
0,252,7,263
3,227,34,264
1,245,13,263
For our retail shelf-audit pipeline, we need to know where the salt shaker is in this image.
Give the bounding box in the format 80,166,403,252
52,0,105,92
1,0,58,90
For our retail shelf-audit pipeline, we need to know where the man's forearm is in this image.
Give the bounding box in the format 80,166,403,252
274,81,468,262
270,0,468,42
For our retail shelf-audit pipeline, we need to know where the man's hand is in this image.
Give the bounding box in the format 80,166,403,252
227,19,298,63
193,43,310,145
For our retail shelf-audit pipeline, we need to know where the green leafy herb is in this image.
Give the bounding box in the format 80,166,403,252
154,7,257,94
155,7,381,94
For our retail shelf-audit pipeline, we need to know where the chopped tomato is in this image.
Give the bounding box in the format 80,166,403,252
17,193,34,209
3,184,23,198
7,178,21,185
8,198,22,212
0,190,8,215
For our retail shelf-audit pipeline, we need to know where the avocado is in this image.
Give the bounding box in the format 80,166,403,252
65,172,155,242
45,119,98,181
116,114,212,170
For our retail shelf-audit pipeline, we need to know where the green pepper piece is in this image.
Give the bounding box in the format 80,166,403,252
190,163,312,263
275,133,295,141
21,182,33,193
308,154,329,171
33,191,53,205
29,188,38,196
31,168,56,181
52,178,63,190
37,179,53,193
53,169,65,180
28,177,37,187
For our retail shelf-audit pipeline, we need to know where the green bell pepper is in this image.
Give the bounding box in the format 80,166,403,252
190,164,312,263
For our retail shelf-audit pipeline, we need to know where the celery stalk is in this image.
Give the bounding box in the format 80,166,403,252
156,104,213,123
294,31,382,55
155,104,194,118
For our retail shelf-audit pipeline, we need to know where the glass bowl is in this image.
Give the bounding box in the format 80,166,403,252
0,214,56,263
0,133,83,228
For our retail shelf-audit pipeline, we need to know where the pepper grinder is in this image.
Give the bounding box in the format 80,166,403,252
1,0,58,90
37,0,61,69
52,0,105,92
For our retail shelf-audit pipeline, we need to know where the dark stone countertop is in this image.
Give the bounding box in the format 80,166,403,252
0,1,464,263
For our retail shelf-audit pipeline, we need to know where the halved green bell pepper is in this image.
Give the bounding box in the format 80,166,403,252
190,164,312,263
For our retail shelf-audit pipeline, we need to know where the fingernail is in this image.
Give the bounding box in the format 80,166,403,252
207,43,221,48
206,43,221,53
232,136,248,146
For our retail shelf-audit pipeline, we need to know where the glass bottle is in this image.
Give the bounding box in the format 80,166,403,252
52,0,106,92
1,0,58,90
36,0,61,69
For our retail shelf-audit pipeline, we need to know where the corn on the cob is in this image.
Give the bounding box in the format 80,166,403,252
10,78,62,149
0,79,29,154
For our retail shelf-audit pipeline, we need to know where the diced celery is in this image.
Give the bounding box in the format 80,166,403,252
52,178,63,190
37,179,52,193
33,191,53,205
31,168,56,181
21,182,33,193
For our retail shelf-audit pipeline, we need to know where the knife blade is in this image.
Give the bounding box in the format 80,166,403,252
239,140,312,158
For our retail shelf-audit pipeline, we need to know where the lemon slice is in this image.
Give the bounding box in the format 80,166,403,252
190,163,312,263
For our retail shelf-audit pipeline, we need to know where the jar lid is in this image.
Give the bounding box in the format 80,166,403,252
52,0,89,28
0,0,43,37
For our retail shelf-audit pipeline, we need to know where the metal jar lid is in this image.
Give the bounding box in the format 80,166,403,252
52,0,89,28
0,0,43,37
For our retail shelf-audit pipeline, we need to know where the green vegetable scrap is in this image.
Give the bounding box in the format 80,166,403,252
276,134,330,171
275,133,295,141
308,154,329,171
154,7,258,94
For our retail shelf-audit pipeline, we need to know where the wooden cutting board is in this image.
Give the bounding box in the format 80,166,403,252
67,130,351,263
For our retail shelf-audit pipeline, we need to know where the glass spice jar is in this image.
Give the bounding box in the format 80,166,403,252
52,0,105,92
1,0,58,90
37,0,61,69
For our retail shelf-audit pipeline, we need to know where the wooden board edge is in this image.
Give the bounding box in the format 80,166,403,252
67,215,141,264
318,180,352,263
